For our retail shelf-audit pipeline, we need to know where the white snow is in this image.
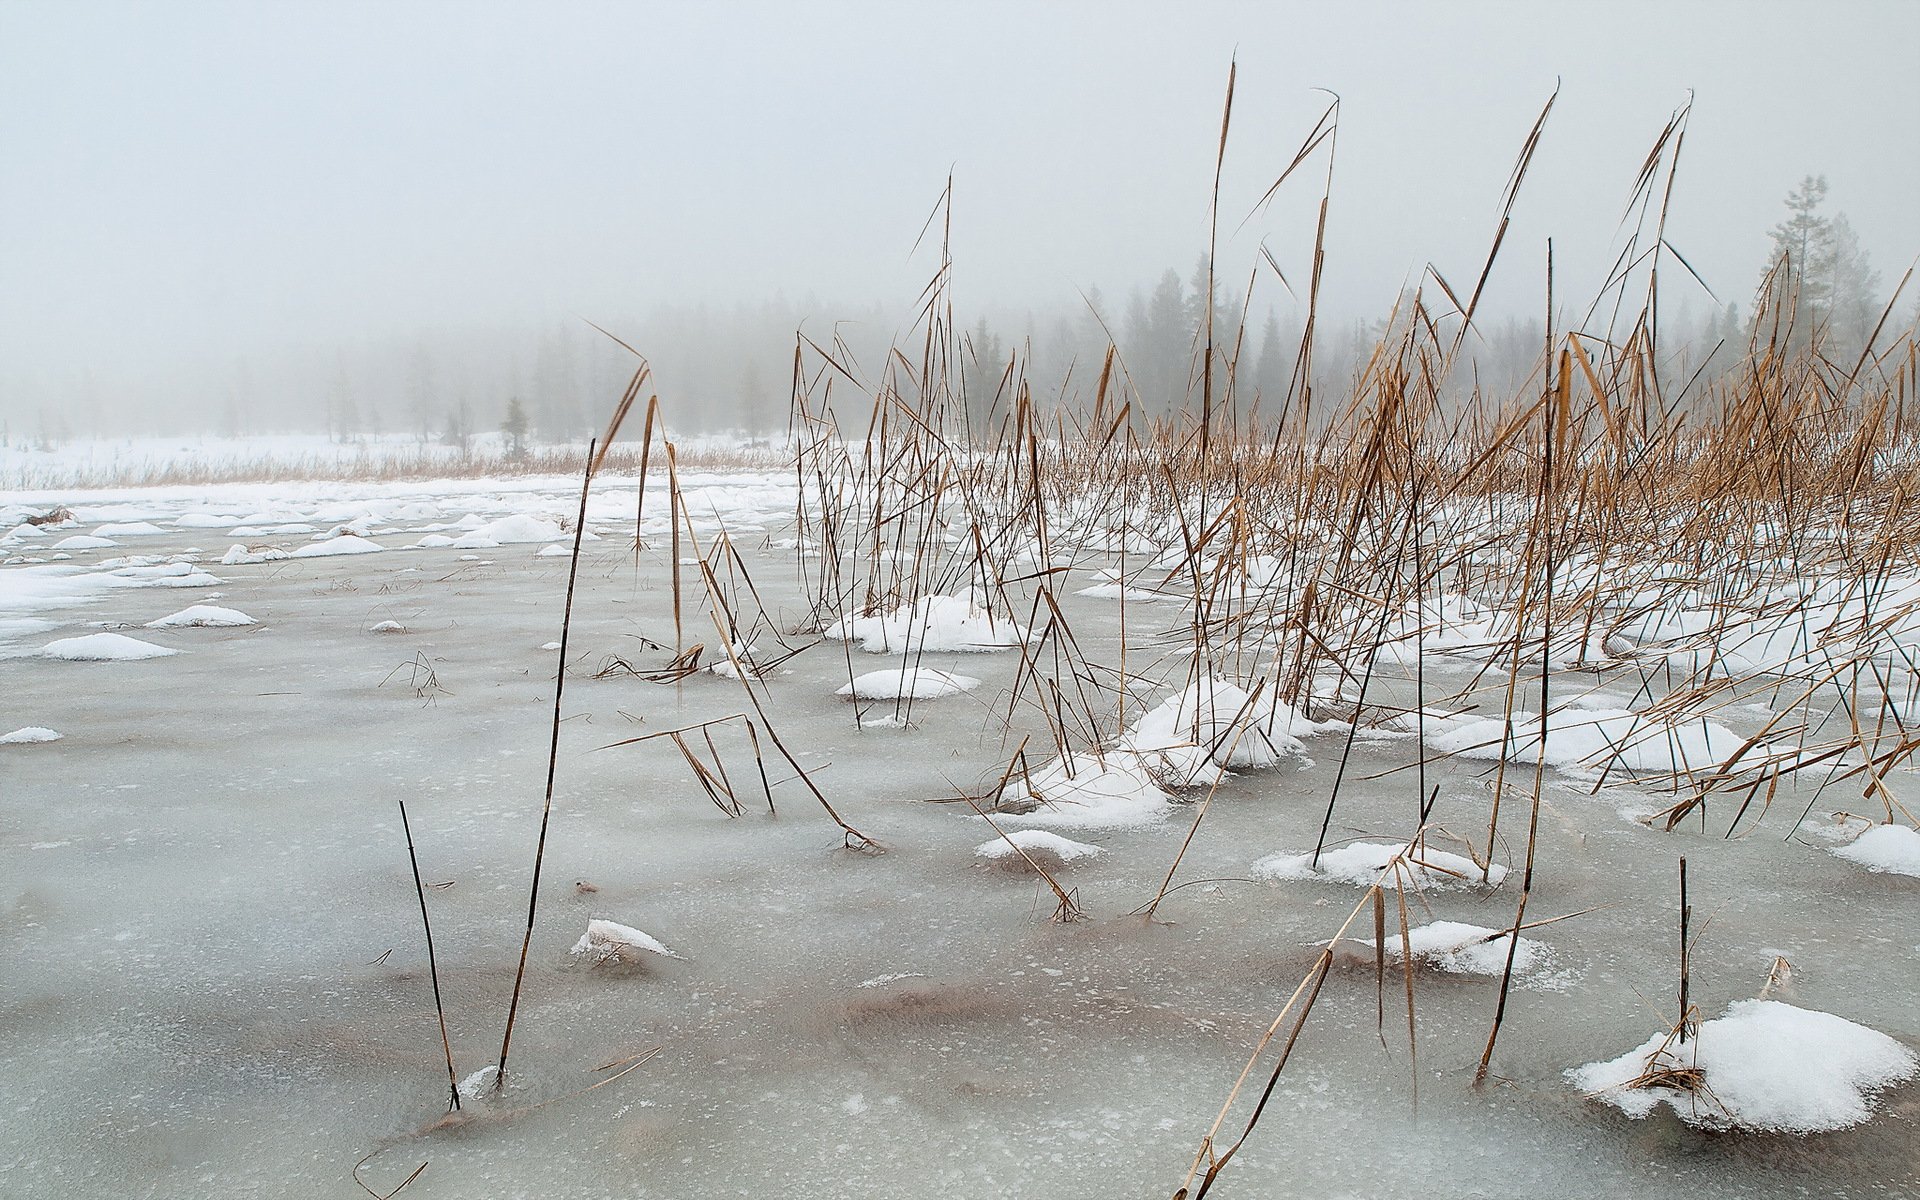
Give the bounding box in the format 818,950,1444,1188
989,752,1174,831
535,544,571,557
1831,823,1920,878
460,513,565,543
0,726,62,744
1253,840,1506,889
368,620,407,633
145,604,257,628
456,1065,499,1100
221,544,288,565
51,535,116,550
1571,999,1918,1133
43,633,180,661
288,535,384,558
1336,921,1544,975
838,667,982,700
1118,678,1338,787
1423,705,1748,778
93,522,167,536
974,830,1103,863
570,919,682,963
827,594,1028,654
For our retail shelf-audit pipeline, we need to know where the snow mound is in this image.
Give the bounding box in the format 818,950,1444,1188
838,667,981,700
1253,840,1505,890
463,514,565,543
989,752,1174,831
535,544,571,557
1336,920,1544,975
146,604,256,628
108,562,222,588
289,535,384,558
52,535,116,550
221,544,288,565
44,633,179,661
410,534,457,549
1424,705,1746,777
1,726,62,744
974,830,1102,864
94,522,167,536
368,620,407,633
1831,823,1920,878
570,919,682,963
1571,999,1918,1133
1119,678,1338,786
827,594,1028,654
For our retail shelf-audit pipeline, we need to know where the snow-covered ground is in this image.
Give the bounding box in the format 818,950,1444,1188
2,466,1916,1200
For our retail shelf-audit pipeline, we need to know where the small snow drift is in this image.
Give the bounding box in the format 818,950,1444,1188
51,535,116,550
368,620,407,633
838,667,981,700
221,544,288,565
460,514,564,544
974,829,1102,868
827,594,1028,654
1423,705,1746,778
1334,921,1545,976
1831,823,1920,878
456,1065,498,1101
1,726,62,744
146,605,256,628
289,535,384,559
1571,999,1918,1133
1253,840,1506,890
570,919,682,965
989,752,1174,831
1119,678,1339,787
43,633,179,661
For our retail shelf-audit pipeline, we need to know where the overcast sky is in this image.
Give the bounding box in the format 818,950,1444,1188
2,0,1915,422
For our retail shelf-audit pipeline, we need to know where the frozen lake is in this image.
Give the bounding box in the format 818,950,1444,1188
3,474,1916,1199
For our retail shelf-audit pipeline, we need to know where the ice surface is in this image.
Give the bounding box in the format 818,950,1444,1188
145,604,256,628
1831,823,1920,878
838,667,981,700
42,632,179,661
1571,1000,1918,1132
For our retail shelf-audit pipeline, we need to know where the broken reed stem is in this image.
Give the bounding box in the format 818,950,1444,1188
397,799,460,1113
494,437,599,1092
1678,855,1691,1042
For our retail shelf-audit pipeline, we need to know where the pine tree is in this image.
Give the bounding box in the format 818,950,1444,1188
501,396,530,459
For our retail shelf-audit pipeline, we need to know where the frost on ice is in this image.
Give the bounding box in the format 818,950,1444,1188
571,919,682,965
838,667,981,700
1570,999,1918,1133
43,633,180,661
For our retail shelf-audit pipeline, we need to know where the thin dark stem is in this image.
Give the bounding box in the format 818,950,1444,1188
398,799,460,1112
495,437,598,1091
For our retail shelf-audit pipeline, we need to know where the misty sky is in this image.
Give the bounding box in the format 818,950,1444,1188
2,0,1915,427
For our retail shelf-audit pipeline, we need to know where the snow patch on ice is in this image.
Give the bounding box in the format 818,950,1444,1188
43,632,179,661
1831,823,1920,878
570,919,681,963
1571,999,1917,1132
839,667,981,700
827,594,1028,654
1253,840,1505,890
989,753,1174,831
974,829,1103,863
1,726,62,744
146,604,256,628
289,534,384,558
